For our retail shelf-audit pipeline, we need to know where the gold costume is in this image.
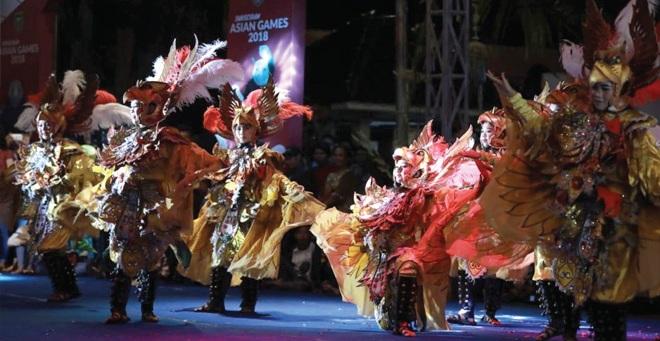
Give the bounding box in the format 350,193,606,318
12,70,106,302
481,88,660,305
86,127,219,277
89,37,243,324
185,75,319,314
15,131,102,251
182,145,324,285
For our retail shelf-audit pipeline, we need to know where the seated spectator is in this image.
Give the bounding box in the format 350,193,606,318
309,144,334,197
321,145,360,213
283,147,312,189
351,148,393,190
268,226,338,294
5,217,35,274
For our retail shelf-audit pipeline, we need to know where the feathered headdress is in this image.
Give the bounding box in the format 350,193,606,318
560,0,658,99
390,122,478,190
15,72,132,134
203,76,313,140
477,107,507,149
124,36,244,126
34,71,99,136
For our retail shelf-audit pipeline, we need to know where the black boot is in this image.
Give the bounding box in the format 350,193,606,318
482,277,504,326
106,268,131,324
195,266,231,313
564,303,581,341
535,280,573,341
240,277,259,314
447,270,476,325
137,270,159,322
42,251,74,302
61,252,81,299
587,301,626,341
393,275,418,336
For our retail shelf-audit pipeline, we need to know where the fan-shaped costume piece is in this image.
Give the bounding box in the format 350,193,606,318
485,0,660,313
444,108,534,280
180,77,322,314
441,107,535,326
311,123,486,334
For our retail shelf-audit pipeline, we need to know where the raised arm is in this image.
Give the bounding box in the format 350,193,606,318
487,72,542,122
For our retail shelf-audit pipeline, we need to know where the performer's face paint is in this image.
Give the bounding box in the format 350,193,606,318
591,81,614,111
393,159,408,188
479,122,494,149
233,122,257,145
123,81,170,127
392,147,428,189
393,159,422,189
129,100,143,125
37,119,53,142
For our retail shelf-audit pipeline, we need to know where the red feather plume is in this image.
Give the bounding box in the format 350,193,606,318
279,101,313,121
203,106,222,134
94,90,117,105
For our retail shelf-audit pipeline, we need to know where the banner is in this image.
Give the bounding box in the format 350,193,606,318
227,0,306,147
0,0,55,105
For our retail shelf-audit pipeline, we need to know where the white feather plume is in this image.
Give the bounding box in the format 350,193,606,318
62,70,86,105
89,103,133,131
144,37,243,109
177,36,199,83
150,39,178,82
177,59,244,108
148,57,165,82
615,0,658,62
191,39,227,71
14,103,39,132
559,40,585,79
274,86,290,104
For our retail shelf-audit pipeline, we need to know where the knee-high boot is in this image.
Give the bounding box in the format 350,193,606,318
195,266,231,313
393,275,418,336
482,277,504,326
240,277,259,313
447,269,476,325
106,268,131,324
42,251,77,302
536,280,574,341
137,270,159,322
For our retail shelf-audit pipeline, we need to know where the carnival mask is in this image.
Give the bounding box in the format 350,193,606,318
123,81,172,127
392,147,429,189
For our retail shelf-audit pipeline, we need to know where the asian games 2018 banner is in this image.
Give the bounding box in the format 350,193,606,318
1,0,55,105
227,0,306,147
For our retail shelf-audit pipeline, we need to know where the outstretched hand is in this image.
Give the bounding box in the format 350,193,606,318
486,71,517,99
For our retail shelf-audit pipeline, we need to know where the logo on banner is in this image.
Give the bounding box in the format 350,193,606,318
227,0,305,146
14,11,25,33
